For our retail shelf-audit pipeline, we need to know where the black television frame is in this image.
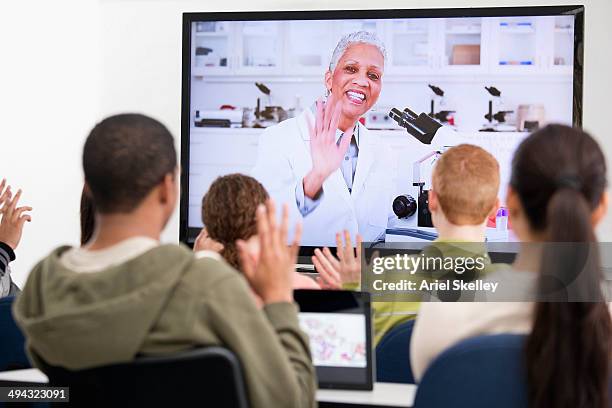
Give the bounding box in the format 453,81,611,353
180,5,585,254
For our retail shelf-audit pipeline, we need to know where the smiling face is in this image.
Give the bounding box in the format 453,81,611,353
325,43,384,127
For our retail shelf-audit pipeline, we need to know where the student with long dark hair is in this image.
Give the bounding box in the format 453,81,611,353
411,124,611,408
511,125,611,408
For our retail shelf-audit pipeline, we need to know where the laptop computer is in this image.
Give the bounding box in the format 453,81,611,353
294,290,373,390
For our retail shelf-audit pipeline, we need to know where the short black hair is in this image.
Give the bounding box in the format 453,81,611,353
83,113,177,213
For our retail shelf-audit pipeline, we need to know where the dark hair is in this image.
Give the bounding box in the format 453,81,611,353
83,114,177,213
80,185,96,245
510,124,611,408
201,174,269,271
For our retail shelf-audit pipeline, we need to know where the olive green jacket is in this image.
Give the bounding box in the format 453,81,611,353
13,244,316,408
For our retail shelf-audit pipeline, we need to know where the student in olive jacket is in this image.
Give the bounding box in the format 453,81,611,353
13,114,316,408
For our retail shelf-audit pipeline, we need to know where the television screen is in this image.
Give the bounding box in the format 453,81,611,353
180,6,583,248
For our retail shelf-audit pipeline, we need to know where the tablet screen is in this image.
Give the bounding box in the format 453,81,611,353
295,290,373,390
298,312,367,368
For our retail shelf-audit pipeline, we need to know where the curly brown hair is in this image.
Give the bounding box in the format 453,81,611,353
201,174,269,271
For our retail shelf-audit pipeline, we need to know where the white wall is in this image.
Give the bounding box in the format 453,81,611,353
0,1,100,286
3,0,612,283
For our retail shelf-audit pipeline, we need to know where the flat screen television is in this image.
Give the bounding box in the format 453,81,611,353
180,6,584,255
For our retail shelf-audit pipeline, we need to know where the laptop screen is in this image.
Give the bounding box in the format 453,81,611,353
294,290,373,390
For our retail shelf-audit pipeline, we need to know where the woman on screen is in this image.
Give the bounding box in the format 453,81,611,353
252,31,394,246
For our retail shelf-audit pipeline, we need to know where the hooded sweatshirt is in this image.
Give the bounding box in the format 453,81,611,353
13,244,316,408
0,242,20,297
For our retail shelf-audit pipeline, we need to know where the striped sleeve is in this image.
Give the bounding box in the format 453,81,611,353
0,242,16,277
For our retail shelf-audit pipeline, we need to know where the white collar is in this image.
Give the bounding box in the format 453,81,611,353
334,125,360,147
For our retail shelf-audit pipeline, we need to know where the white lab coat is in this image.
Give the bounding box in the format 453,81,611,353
251,109,394,247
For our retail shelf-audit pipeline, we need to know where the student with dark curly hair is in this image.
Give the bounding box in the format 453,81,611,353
197,174,319,305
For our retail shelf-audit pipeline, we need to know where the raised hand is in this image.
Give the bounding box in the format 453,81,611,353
0,179,12,209
313,231,362,289
193,227,224,253
303,96,352,199
237,201,302,304
0,188,32,250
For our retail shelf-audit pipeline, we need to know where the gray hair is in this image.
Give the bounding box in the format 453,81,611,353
328,31,387,73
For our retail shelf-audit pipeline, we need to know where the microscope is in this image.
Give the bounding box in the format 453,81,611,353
388,107,443,145
388,107,455,228
480,86,514,132
428,84,455,125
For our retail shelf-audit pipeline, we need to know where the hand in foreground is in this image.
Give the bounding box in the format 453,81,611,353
237,200,301,304
193,227,224,253
313,231,362,289
0,187,32,250
303,96,352,198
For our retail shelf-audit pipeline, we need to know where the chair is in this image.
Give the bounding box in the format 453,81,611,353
375,319,415,384
39,347,249,407
414,334,528,408
0,296,31,371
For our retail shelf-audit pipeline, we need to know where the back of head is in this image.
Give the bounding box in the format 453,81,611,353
83,114,177,213
432,144,499,225
510,124,611,408
202,174,269,270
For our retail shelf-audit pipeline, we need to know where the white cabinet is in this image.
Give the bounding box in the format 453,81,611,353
236,22,283,75
437,17,489,74
386,19,437,75
486,16,569,75
191,17,574,79
285,21,335,75
191,21,283,77
549,16,575,74
192,22,233,76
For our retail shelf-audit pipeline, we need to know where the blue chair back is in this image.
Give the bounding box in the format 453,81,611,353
375,319,415,384
0,296,30,371
414,334,528,408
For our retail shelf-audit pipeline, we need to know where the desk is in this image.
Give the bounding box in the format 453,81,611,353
0,368,48,386
0,369,415,407
317,382,415,407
